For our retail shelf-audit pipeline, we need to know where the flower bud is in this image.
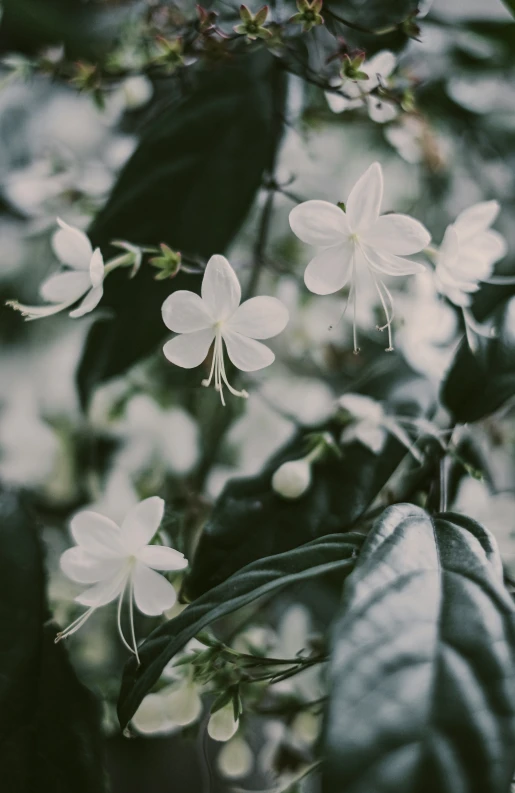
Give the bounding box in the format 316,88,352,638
272,459,312,500
208,701,239,742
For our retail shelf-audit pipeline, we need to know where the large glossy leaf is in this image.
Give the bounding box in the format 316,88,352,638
77,49,286,408
183,379,432,601
323,503,515,793
0,490,108,792
117,531,364,730
442,295,515,423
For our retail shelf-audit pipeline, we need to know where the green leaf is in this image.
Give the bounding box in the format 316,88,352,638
0,490,108,792
323,503,515,793
117,532,364,730
441,295,515,423
183,381,432,601
77,50,286,408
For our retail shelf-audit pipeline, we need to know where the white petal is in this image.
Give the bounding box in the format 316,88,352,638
70,511,125,557
343,422,387,454
338,393,384,422
132,562,177,615
454,201,499,238
325,92,363,114
304,243,353,295
439,226,460,264
346,162,383,233
365,51,396,86
366,96,398,124
289,200,349,247
39,271,90,303
361,245,425,276
75,568,128,607
137,545,188,571
52,218,92,269
7,299,77,320
163,328,214,369
161,290,212,333
201,255,241,321
208,703,239,742
364,214,431,255
121,496,165,551
69,285,104,318
60,547,126,584
163,685,203,727
217,735,254,779
89,248,104,287
225,296,289,339
223,330,275,372
132,693,173,736
461,230,507,265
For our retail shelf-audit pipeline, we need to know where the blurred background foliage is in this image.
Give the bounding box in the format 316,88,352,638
1,0,515,791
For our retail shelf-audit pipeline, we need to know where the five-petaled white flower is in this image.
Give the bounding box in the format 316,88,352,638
57,496,188,663
7,218,105,320
289,162,430,352
326,51,398,124
434,201,507,307
161,254,289,405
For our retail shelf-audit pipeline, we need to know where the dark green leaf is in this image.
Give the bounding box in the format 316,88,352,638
77,50,286,408
183,379,432,600
117,532,364,729
0,490,108,792
323,503,515,793
441,295,515,423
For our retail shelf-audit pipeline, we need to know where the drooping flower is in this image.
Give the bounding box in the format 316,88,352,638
326,51,398,124
161,254,289,405
289,162,430,351
434,201,507,307
57,496,188,662
7,218,105,319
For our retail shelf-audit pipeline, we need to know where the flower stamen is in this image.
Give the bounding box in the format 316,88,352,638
54,606,97,643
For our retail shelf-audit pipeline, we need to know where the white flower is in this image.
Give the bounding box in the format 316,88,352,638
8,218,105,319
57,496,188,661
434,201,507,307
326,52,398,124
217,734,254,779
338,392,423,462
208,701,239,742
289,162,430,351
161,254,289,404
132,682,203,736
272,459,312,500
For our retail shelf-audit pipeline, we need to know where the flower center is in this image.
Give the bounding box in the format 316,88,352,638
201,328,249,406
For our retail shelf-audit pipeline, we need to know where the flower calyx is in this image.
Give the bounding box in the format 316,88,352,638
290,0,324,33
234,5,272,41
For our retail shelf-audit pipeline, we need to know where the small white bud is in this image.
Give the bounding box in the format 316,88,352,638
208,701,239,742
271,459,312,500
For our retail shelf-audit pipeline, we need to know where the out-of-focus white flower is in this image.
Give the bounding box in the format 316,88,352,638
338,392,423,461
208,701,239,742
162,254,289,404
118,75,153,110
118,394,199,476
217,734,254,779
57,497,188,660
289,162,430,351
272,459,312,500
0,392,59,486
454,477,515,575
326,52,398,124
385,116,426,164
132,680,203,736
434,201,507,307
8,218,105,319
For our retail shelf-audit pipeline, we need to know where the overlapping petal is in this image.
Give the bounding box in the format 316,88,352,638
60,547,126,584
132,562,177,615
121,495,165,551
162,290,212,333
137,544,188,571
362,245,425,276
163,328,215,368
201,254,241,321
69,285,104,318
223,330,275,371
52,218,92,269
364,213,430,255
89,248,104,287
346,162,383,232
363,51,396,90
304,243,354,295
289,200,349,247
39,271,90,303
226,296,289,339
453,200,499,238
75,568,128,607
70,511,125,557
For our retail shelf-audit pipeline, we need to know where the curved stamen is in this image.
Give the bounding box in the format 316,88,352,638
117,578,137,657
55,605,97,643
129,576,141,666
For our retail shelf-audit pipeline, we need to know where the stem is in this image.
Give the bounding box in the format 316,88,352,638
439,456,449,512
324,6,398,35
244,181,276,300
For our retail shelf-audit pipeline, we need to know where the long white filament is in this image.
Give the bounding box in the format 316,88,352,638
202,330,248,405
